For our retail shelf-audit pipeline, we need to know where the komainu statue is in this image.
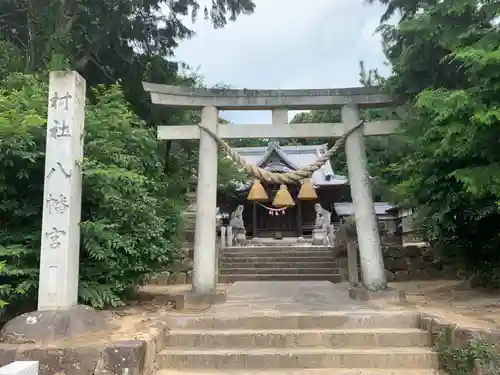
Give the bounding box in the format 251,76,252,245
314,203,331,230
312,203,335,246
229,205,247,246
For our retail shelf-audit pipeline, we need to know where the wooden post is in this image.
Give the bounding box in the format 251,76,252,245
252,202,257,238
220,226,227,248
296,200,303,237
227,226,233,247
347,239,360,286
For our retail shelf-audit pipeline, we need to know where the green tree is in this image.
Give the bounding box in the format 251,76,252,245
0,0,255,73
0,0,255,121
368,0,500,285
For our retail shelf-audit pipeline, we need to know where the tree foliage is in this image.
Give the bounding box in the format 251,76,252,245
368,0,500,285
0,0,254,126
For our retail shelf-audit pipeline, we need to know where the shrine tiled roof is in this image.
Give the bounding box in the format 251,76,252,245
233,142,348,187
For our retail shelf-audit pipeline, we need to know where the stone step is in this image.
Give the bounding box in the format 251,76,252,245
166,312,421,330
158,347,438,369
219,268,339,275
219,261,338,269
221,251,333,259
219,274,343,283
157,370,443,375
165,328,429,349
221,251,333,257
223,246,331,252
220,256,335,263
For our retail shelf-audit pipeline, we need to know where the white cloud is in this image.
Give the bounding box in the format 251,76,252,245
173,0,389,124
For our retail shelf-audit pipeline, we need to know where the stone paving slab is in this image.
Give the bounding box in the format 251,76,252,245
207,281,374,315
164,327,429,348
158,347,438,369
157,370,443,375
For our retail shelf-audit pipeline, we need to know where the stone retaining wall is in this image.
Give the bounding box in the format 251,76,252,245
421,313,500,348
152,243,455,285
149,270,192,285
148,248,192,286
421,313,500,373
0,322,168,375
337,244,455,282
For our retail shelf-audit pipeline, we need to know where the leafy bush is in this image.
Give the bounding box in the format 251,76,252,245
0,41,23,81
0,73,47,313
435,326,500,375
0,73,182,312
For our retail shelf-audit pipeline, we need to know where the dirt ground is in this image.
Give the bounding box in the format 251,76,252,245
42,285,204,347
43,280,500,348
384,280,500,329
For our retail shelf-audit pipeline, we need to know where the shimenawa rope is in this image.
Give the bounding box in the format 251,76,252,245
256,202,287,213
197,120,365,184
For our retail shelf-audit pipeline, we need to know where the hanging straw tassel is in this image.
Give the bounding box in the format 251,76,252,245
247,179,268,201
272,184,295,207
298,179,318,200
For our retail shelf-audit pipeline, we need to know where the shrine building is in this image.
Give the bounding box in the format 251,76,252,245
217,141,397,239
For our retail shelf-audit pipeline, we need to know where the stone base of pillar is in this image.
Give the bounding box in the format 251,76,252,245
0,305,108,343
311,228,327,246
174,290,227,310
348,286,407,303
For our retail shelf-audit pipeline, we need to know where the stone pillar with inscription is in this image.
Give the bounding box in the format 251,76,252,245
0,71,106,343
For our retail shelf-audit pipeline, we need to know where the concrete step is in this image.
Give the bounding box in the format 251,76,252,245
222,250,333,257
223,246,331,252
165,328,430,348
157,370,443,375
219,274,343,283
220,251,334,260
219,261,338,268
166,312,421,330
219,268,339,275
158,347,438,369
221,255,335,262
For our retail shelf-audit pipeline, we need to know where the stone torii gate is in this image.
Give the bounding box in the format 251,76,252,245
143,84,399,296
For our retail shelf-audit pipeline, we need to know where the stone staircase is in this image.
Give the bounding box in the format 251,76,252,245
155,312,440,374
218,246,343,283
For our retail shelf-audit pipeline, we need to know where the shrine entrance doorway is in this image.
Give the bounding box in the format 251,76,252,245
253,184,300,238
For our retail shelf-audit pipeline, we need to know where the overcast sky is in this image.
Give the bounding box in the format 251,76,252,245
174,0,390,124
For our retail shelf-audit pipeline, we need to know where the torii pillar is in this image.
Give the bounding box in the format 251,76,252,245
192,106,219,293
